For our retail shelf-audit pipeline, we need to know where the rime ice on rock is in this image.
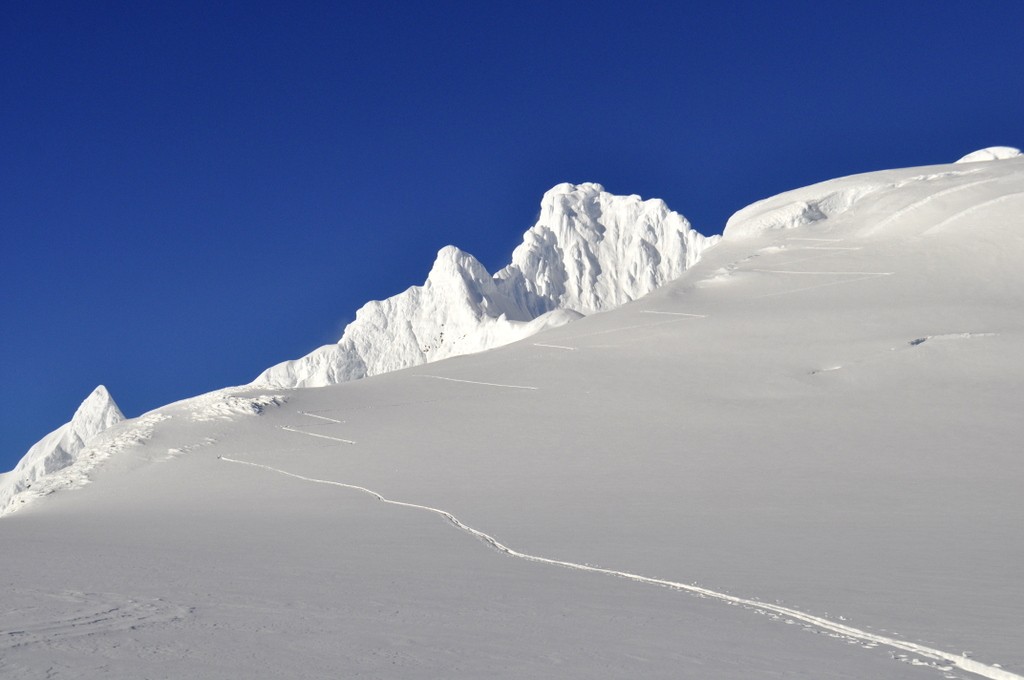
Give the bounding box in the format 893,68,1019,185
255,183,718,388
0,386,124,515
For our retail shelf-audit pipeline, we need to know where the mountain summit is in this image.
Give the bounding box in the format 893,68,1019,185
0,385,124,514
255,182,717,388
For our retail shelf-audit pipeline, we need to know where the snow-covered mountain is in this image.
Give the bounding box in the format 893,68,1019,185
3,149,1024,680
255,182,717,388
0,385,124,515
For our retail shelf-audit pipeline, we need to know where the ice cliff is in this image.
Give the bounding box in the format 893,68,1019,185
255,183,717,388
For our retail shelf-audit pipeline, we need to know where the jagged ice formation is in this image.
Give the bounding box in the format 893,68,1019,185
255,182,717,388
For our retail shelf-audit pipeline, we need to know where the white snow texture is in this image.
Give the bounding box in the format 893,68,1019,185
255,182,717,388
955,146,1022,163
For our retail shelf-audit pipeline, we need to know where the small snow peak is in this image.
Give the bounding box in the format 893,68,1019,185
1,385,126,516
955,146,1022,164
541,182,605,203
81,384,112,408
435,244,463,260
73,385,125,425
428,246,490,283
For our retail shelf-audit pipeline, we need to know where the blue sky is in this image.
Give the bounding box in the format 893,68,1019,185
3,1,1023,471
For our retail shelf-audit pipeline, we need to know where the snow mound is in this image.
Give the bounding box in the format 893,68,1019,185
255,183,716,388
722,182,883,240
188,392,288,422
955,146,1022,163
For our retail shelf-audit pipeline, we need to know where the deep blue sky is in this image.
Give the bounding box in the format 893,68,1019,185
3,1,1022,471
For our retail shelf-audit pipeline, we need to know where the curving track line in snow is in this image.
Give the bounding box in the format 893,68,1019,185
861,178,999,236
921,190,1024,236
219,456,1020,680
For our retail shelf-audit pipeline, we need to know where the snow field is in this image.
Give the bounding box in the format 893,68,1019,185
4,150,1024,678
219,455,1022,680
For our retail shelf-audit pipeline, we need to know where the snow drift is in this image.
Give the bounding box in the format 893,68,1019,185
955,146,1022,163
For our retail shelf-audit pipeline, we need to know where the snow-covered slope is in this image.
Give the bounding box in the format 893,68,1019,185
256,183,716,388
2,151,1023,680
0,386,124,515
723,146,1023,240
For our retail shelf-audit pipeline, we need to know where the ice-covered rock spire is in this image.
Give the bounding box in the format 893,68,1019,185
496,183,708,316
0,385,124,515
255,183,718,388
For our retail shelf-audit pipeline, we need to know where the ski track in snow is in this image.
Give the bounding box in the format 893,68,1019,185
921,191,1024,236
565,317,694,341
753,273,895,299
279,426,356,445
861,178,1000,236
533,343,577,351
639,310,707,318
299,411,345,424
219,456,1021,680
417,375,538,390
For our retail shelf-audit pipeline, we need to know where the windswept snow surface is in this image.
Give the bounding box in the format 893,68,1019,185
255,183,715,388
3,153,1024,678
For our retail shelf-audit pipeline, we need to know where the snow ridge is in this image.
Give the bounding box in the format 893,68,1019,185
0,386,125,516
255,183,717,388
